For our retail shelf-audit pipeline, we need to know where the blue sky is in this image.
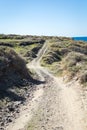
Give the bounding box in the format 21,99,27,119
0,0,87,36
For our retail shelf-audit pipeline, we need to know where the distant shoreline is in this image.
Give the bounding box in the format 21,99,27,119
73,37,87,41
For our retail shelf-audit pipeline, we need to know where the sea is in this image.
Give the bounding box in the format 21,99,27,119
73,37,87,42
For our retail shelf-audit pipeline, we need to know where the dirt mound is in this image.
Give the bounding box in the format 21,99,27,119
0,46,32,90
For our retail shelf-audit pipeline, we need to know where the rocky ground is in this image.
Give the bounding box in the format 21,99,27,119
0,81,37,130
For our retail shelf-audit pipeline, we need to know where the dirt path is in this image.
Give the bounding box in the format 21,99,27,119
26,66,87,130
7,41,87,130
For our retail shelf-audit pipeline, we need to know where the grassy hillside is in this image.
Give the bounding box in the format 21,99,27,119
41,37,87,86
0,34,45,63
1,34,87,89
1,34,87,86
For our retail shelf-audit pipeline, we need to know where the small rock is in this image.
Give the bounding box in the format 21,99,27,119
16,110,20,113
1,122,4,126
0,128,4,130
8,118,12,123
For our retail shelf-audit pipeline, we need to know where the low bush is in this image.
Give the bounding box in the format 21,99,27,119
0,46,32,90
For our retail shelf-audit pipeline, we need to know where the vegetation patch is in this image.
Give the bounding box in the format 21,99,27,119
41,37,87,85
0,34,45,63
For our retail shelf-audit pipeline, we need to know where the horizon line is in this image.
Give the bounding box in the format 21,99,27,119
0,33,87,38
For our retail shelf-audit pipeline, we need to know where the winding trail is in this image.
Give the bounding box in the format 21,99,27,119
7,41,87,130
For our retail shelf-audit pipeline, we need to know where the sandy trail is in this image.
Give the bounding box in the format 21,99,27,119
7,41,87,130
27,66,86,130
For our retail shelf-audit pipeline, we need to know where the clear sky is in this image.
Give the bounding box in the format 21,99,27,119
0,0,87,36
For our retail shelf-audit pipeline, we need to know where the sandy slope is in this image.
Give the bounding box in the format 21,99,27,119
7,41,87,130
